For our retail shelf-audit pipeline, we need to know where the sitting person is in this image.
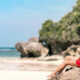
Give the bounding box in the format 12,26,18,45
47,56,80,79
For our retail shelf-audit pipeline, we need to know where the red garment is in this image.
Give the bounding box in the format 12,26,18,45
76,58,80,67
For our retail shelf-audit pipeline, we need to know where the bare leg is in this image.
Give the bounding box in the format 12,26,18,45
48,56,77,78
64,56,76,61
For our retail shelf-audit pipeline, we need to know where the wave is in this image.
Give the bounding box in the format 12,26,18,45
0,49,15,51
0,47,16,51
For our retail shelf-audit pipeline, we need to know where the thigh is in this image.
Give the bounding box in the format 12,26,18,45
66,60,77,66
65,56,76,61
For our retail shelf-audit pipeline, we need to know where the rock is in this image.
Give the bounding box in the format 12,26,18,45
62,44,80,57
51,66,80,80
15,42,29,57
29,37,39,42
15,37,49,58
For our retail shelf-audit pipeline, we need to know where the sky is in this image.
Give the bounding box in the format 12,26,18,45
0,0,76,47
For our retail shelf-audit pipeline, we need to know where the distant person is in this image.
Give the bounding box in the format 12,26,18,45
47,56,80,80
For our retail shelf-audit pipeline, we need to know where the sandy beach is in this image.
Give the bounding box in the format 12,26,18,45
0,56,63,80
0,55,63,71
0,70,51,80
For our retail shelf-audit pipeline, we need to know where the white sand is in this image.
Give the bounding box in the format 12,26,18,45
0,58,63,71
0,70,51,80
0,56,63,80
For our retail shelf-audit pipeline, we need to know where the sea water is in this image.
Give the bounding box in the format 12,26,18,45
0,47,20,58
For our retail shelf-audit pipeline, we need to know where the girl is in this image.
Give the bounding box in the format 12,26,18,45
47,56,80,79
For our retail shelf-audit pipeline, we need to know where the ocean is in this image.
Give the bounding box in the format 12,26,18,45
0,47,20,58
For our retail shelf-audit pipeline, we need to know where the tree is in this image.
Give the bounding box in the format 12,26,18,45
39,0,80,54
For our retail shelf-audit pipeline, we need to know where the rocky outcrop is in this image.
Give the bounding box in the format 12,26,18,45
40,38,80,55
62,45,80,57
15,37,49,58
50,66,80,80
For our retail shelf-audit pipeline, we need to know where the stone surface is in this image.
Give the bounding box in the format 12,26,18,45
62,44,80,57
15,37,49,58
51,66,80,80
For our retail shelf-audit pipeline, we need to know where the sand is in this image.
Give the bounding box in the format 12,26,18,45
0,57,63,71
0,55,63,80
0,70,51,80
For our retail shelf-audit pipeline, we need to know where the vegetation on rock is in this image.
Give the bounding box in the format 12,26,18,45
39,0,80,54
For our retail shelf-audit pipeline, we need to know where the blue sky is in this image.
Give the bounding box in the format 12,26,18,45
0,0,76,47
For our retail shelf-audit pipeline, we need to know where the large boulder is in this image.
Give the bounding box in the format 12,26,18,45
62,44,80,57
28,37,39,42
50,66,80,80
15,37,49,58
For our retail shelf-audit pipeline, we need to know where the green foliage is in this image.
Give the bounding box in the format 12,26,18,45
39,20,56,41
39,0,80,42
76,24,80,36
